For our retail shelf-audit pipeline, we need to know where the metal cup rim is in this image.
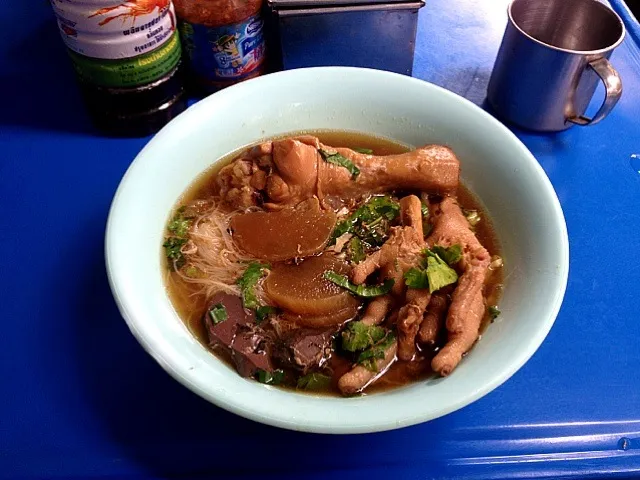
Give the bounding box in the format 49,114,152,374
507,0,626,56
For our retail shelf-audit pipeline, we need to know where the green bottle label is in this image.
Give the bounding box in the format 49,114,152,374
67,31,181,88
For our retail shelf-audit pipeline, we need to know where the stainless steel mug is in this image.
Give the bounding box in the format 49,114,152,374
487,0,625,132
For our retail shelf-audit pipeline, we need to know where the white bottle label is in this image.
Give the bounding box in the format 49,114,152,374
50,0,177,60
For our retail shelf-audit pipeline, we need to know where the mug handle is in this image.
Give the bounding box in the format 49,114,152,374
568,57,622,126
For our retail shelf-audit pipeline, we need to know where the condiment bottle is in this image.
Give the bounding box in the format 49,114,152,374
50,0,187,136
173,0,267,93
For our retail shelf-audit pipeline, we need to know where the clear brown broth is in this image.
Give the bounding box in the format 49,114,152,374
165,130,503,395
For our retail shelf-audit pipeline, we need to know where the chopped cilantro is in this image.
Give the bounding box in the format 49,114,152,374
421,203,429,218
331,220,352,243
163,207,194,269
168,208,193,238
404,267,430,289
488,305,501,320
348,236,366,264
421,202,432,237
341,321,386,352
255,369,285,385
424,253,458,292
324,270,394,298
330,195,400,246
163,237,187,268
184,266,204,278
464,209,481,227
358,332,396,372
352,147,373,154
319,149,360,179
297,373,332,390
431,244,462,266
237,262,270,310
403,248,459,293
237,263,277,321
255,305,277,323
360,196,401,222
208,303,228,325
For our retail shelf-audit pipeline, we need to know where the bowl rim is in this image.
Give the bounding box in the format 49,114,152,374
105,66,569,434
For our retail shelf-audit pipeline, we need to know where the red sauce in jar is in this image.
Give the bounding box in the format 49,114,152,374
174,0,266,93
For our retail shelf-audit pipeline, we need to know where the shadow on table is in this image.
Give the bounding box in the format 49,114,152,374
481,99,574,141
442,67,494,106
65,236,448,477
0,20,96,135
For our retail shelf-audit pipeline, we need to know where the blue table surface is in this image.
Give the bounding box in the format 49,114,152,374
2,0,640,478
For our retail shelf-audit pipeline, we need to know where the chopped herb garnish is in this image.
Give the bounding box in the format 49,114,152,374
163,237,187,268
421,203,429,217
330,195,400,246
403,248,459,293
464,209,481,227
168,208,193,238
404,267,430,289
331,220,352,243
237,263,276,321
184,266,204,278
488,305,501,320
358,332,396,372
297,373,332,390
324,270,394,298
162,206,193,270
361,196,401,222
421,202,432,237
319,149,360,179
348,236,366,264
255,369,285,385
237,262,270,310
164,207,195,269
163,237,187,259
424,252,458,292
341,321,386,352
208,303,228,325
352,147,373,154
431,244,463,266
255,305,277,323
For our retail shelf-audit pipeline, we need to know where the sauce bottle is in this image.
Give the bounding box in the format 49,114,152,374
50,0,187,136
173,0,267,94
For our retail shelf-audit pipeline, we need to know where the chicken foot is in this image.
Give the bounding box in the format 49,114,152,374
427,197,491,376
417,290,449,345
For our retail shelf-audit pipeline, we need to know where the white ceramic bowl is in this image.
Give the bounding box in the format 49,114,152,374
105,67,569,434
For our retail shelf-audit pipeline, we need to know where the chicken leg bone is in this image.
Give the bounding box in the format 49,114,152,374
218,136,460,210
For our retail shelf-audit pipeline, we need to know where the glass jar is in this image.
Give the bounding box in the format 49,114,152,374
174,0,266,93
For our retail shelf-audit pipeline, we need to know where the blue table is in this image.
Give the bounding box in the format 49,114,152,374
2,1,640,478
